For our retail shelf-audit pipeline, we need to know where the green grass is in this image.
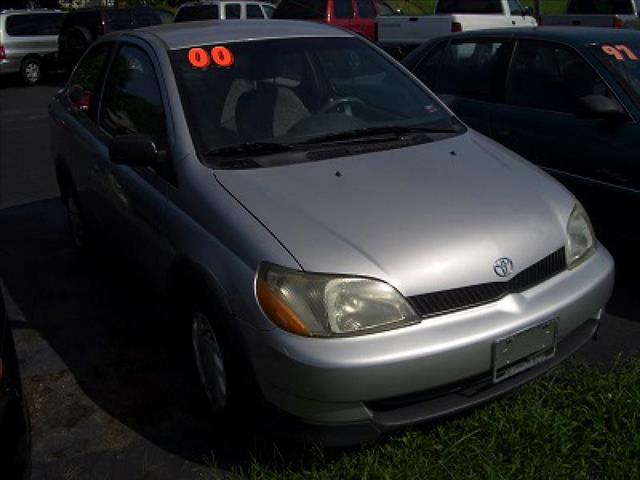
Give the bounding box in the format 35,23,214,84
386,0,567,15
222,358,640,480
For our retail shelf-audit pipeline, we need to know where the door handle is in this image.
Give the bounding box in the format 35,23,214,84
512,20,516,24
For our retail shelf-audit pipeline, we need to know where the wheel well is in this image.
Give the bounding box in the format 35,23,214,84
20,54,43,67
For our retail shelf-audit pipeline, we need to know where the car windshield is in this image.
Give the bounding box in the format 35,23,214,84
170,37,462,168
592,42,640,101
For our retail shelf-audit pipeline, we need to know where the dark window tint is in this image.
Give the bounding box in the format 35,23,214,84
5,13,65,36
357,0,376,17
334,0,354,18
263,4,276,17
105,9,132,31
154,8,175,23
273,0,327,19
133,7,161,27
101,46,167,148
566,0,634,13
62,11,102,37
225,3,242,18
247,4,264,18
436,0,502,14
507,0,524,15
507,40,611,114
377,1,395,15
175,4,219,22
69,44,112,119
413,41,447,90
439,40,510,101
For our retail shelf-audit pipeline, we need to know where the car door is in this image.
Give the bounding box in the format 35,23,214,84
58,42,115,229
95,41,174,288
489,39,636,229
412,37,513,137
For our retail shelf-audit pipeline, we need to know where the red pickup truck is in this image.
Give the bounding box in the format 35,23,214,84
273,0,384,42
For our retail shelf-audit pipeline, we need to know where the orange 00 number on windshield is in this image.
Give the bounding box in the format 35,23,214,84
188,46,234,69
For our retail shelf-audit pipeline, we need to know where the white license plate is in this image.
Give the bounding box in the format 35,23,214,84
492,318,558,383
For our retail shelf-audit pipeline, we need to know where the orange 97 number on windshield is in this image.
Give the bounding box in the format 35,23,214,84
188,46,234,69
601,44,639,61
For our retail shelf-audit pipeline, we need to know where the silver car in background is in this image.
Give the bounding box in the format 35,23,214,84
49,20,614,445
0,9,65,85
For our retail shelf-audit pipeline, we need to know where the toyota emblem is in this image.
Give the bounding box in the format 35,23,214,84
493,257,514,278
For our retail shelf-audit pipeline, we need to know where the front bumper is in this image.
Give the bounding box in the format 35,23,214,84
248,246,614,441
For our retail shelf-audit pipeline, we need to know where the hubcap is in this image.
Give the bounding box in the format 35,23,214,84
192,312,227,411
67,195,84,247
25,62,40,83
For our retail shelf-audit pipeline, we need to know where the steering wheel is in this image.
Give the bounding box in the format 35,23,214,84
318,97,367,116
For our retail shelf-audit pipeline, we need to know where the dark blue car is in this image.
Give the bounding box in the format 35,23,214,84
403,27,640,236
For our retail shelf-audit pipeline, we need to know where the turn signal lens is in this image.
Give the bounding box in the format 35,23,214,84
256,279,311,336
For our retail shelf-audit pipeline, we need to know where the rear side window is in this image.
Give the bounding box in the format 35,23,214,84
507,0,524,15
273,0,327,19
436,0,503,14
263,4,276,17
175,5,220,22
247,4,264,18
334,0,354,18
105,9,132,31
507,40,612,114
133,8,161,27
225,3,242,18
439,40,511,101
566,0,634,13
68,44,113,120
356,0,376,17
5,13,65,36
412,41,447,90
100,45,167,148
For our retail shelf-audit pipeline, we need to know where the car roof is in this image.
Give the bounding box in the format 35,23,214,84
178,0,273,6
136,19,351,50
445,26,640,46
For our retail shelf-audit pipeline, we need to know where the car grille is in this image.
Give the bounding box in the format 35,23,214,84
407,247,566,318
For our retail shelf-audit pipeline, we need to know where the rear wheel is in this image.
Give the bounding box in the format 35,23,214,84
20,57,42,86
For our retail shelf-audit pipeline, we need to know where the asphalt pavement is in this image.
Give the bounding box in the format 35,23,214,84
0,75,638,479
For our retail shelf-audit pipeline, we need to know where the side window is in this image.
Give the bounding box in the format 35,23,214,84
5,13,65,36
273,0,327,19
133,8,160,27
175,5,219,22
439,40,511,101
507,40,611,114
225,4,242,18
105,10,132,32
247,4,264,18
508,0,524,15
68,44,113,120
413,41,447,91
356,0,376,18
334,0,355,18
262,4,275,17
100,45,167,149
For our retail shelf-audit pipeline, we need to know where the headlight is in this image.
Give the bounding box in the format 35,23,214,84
256,263,419,337
566,202,595,269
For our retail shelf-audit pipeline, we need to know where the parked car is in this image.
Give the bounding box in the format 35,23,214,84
376,0,537,57
541,0,640,29
57,7,166,70
50,20,613,445
403,27,640,236
0,288,31,479
0,9,65,85
273,0,381,41
175,0,275,22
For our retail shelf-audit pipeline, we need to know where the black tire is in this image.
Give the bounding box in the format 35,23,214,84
189,300,258,419
20,57,42,86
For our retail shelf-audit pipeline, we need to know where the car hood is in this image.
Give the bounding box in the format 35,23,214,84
215,131,575,296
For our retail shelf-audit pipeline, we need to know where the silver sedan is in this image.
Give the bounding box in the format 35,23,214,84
49,20,614,445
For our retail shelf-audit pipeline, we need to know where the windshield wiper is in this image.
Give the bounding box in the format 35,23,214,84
204,142,297,158
298,125,459,146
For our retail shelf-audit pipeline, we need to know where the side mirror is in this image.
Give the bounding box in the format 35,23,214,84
578,95,627,121
68,84,91,111
109,134,158,167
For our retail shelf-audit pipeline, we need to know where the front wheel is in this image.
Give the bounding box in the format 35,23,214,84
20,58,42,86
